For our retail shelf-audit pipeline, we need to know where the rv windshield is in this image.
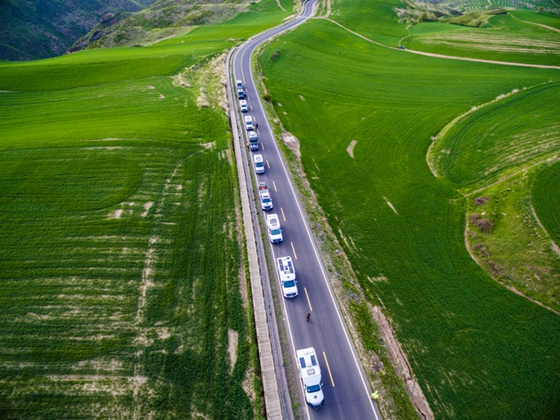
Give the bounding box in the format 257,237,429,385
307,384,321,393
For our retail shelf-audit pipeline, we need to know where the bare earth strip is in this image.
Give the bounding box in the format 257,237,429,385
372,306,434,420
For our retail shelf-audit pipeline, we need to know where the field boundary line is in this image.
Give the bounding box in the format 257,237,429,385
226,47,286,420
326,19,560,70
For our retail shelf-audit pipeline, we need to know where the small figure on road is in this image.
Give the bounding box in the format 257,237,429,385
306,312,311,322
255,123,259,129
371,391,379,401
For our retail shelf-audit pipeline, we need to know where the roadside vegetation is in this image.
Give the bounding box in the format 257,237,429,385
0,0,294,418
258,0,560,418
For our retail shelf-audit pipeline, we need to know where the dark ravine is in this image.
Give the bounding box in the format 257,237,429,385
0,0,155,61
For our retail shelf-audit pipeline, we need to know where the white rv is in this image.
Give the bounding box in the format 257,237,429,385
266,214,283,244
276,256,297,298
253,154,265,174
296,347,324,409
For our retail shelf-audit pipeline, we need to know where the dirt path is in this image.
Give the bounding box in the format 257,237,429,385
372,306,434,420
328,19,560,70
275,0,286,12
405,49,560,70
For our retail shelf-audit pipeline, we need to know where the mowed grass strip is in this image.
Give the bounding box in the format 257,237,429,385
259,14,560,420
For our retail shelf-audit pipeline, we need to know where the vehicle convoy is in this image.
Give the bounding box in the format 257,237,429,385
259,190,273,211
239,99,248,113
244,115,254,131
296,347,324,409
266,214,283,243
248,131,259,151
276,256,297,298
253,154,265,174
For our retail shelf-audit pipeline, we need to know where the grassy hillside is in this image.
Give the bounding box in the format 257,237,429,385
0,0,155,61
0,0,293,417
70,0,294,52
258,9,560,420
429,81,560,190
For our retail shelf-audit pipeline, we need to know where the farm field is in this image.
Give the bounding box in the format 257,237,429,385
0,0,294,417
403,12,560,66
258,3,560,419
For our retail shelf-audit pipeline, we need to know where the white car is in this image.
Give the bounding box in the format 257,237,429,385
244,115,254,131
266,214,283,243
239,99,248,112
277,256,297,298
248,131,258,141
259,191,273,211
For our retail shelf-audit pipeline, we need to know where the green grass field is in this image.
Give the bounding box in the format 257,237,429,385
429,81,560,191
532,163,560,246
403,12,560,66
259,5,560,419
0,0,295,416
464,171,560,311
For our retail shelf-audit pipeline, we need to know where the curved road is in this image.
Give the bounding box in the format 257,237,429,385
231,2,381,419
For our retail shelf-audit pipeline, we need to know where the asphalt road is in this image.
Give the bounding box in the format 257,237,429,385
232,2,382,419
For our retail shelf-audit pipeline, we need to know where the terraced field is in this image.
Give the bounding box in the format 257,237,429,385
259,4,560,419
0,0,293,417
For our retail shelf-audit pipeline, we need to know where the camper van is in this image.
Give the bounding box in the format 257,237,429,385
276,256,297,298
244,115,254,131
253,154,265,175
296,347,324,408
266,214,283,243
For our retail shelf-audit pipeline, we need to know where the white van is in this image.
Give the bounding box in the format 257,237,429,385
296,347,324,408
244,115,254,131
239,100,248,113
276,256,297,298
266,214,283,243
253,154,265,174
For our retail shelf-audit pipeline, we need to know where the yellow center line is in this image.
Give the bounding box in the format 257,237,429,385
323,351,335,387
272,180,277,192
280,207,286,221
304,287,313,312
266,160,270,169
291,241,298,259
